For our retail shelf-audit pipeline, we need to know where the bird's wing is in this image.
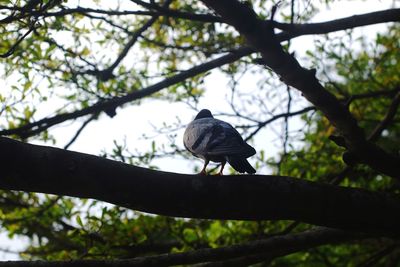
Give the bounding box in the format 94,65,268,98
206,121,256,157
183,118,215,157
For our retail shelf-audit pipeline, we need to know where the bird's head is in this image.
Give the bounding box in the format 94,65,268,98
194,109,213,120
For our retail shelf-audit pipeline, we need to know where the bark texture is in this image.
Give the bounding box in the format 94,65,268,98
1,137,400,235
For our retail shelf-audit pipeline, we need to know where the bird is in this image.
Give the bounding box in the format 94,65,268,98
183,109,256,175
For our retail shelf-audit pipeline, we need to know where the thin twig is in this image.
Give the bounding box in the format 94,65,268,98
64,114,97,149
0,24,37,58
368,91,400,142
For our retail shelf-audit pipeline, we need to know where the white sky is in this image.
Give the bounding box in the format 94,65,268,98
0,0,398,260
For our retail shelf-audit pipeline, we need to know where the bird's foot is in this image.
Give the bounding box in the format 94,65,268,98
199,170,208,175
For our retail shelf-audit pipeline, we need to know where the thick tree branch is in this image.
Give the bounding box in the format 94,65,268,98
0,227,361,267
45,7,222,23
1,137,400,235
274,8,400,39
200,0,400,179
0,47,252,138
0,4,222,23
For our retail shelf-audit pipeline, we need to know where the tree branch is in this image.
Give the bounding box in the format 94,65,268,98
41,7,223,23
0,3,222,23
63,114,97,149
343,87,400,104
245,106,316,141
274,8,400,39
368,91,400,142
0,23,38,58
0,47,253,138
1,137,400,235
0,227,362,266
84,0,173,81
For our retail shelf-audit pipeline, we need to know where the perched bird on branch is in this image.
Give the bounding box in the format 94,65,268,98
183,109,256,175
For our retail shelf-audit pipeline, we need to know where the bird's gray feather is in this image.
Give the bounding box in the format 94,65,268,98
183,118,255,159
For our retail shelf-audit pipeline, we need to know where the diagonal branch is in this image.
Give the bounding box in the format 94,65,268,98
368,91,400,142
1,137,400,235
0,23,38,58
63,114,97,149
200,0,400,179
0,47,253,138
87,0,173,81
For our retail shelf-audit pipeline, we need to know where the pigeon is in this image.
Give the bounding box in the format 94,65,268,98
183,109,256,175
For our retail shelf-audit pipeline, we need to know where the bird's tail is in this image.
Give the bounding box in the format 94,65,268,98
228,157,256,174
243,143,256,158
